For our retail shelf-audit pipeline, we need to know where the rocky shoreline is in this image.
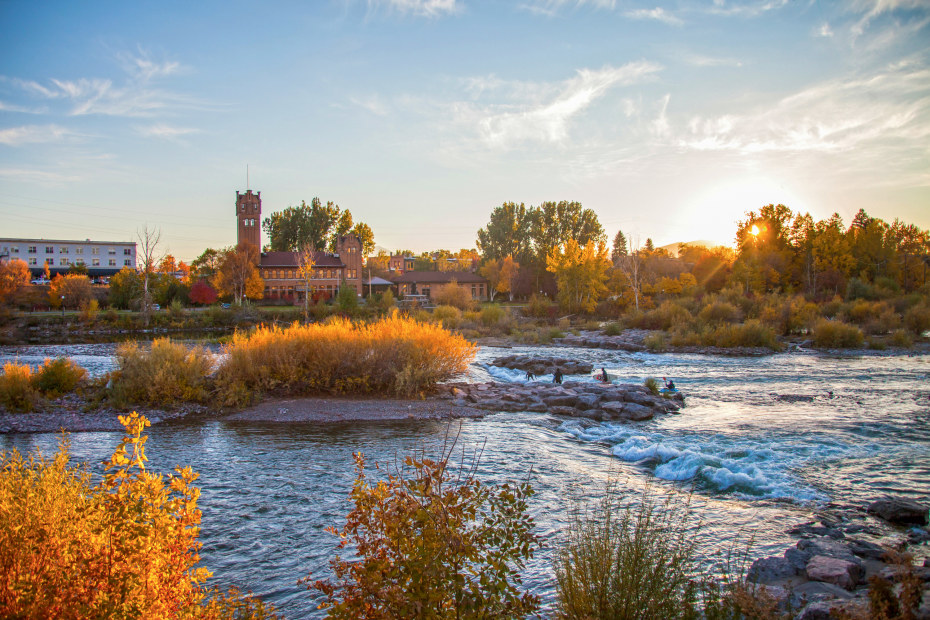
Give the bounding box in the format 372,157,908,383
746,498,930,619
436,378,683,420
490,354,593,376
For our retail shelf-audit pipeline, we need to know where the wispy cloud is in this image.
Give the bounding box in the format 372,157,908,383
683,54,743,68
625,7,683,26
0,124,76,146
677,62,930,154
850,0,929,36
135,124,201,139
456,61,661,148
518,0,616,16
367,0,460,17
348,95,389,116
817,22,834,37
703,0,789,17
0,100,47,114
0,168,81,182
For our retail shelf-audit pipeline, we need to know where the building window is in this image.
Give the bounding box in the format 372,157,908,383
76,259,84,266
28,246,36,254
28,258,37,265
61,258,70,265
108,249,116,255
93,259,100,266
123,248,132,255
46,246,54,254
108,259,116,266
60,247,69,254
75,247,83,254
47,259,54,266
10,247,19,254
91,247,99,255
124,259,132,266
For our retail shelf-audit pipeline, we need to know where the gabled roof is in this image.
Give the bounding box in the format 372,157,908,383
260,251,344,268
365,276,395,286
391,270,487,284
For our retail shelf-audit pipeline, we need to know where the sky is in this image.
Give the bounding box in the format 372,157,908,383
1,0,928,263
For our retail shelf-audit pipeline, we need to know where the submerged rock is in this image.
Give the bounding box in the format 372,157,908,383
867,498,930,526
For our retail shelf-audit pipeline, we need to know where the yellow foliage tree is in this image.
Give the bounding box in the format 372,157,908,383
48,274,93,309
479,259,501,301
546,240,610,314
0,412,276,618
498,256,520,301
0,259,30,304
213,243,264,304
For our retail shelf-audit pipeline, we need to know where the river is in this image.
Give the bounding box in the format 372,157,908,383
2,343,928,617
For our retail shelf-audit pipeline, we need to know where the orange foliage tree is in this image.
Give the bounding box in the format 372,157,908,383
0,259,30,304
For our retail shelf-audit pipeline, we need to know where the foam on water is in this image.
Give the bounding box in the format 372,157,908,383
557,420,885,502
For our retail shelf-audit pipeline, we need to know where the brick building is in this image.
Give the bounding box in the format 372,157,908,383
235,189,364,302
392,271,489,301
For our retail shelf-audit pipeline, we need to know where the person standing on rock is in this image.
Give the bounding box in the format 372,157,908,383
599,368,609,383
553,368,563,384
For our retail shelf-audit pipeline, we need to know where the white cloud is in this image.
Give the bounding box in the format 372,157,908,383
703,0,789,17
651,94,671,138
0,168,80,182
135,124,201,139
0,124,75,146
683,54,743,68
349,95,389,116
117,49,182,81
850,0,930,36
464,61,661,148
368,0,460,17
677,63,930,155
817,22,834,37
625,7,683,26
0,101,47,114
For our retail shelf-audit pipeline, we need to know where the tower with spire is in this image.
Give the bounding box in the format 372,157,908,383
236,190,261,249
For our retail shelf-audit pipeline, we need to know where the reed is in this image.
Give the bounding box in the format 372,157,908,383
109,338,215,407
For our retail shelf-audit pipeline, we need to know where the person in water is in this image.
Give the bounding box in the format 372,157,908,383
600,367,609,382
553,368,563,384
663,376,675,390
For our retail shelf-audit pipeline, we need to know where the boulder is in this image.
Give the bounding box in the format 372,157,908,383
867,498,929,526
575,394,600,410
789,580,853,609
544,394,579,408
806,555,862,590
748,555,798,583
795,601,840,620
600,402,626,418
549,406,577,416
797,537,858,564
621,403,654,421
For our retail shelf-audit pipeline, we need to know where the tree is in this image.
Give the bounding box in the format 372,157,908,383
308,448,540,619
546,240,610,314
476,202,533,263
297,244,316,320
262,198,342,252
616,238,645,311
213,243,264,305
158,254,179,274
498,256,520,301
0,259,30,304
108,267,142,309
191,248,222,279
479,259,501,301
189,280,218,305
48,274,93,309
67,262,88,276
137,226,165,322
530,201,605,265
611,230,628,262
350,222,376,256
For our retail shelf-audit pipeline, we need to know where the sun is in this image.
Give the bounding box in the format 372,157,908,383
750,224,760,236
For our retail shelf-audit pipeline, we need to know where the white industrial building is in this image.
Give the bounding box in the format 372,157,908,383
0,238,137,278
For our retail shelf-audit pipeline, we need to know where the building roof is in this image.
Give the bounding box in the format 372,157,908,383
365,276,394,286
260,251,344,268
391,270,487,284
0,237,135,246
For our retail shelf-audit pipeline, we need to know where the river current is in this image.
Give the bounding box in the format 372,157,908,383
2,343,929,617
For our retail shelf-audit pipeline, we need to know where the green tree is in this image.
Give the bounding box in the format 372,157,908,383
546,240,610,314
611,229,629,262
308,449,540,619
108,267,142,309
262,198,343,252
476,202,534,263
530,201,605,265
191,248,222,279
350,222,376,256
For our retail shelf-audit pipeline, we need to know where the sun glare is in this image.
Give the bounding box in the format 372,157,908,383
750,224,760,236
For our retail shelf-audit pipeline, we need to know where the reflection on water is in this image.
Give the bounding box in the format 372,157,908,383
1,344,928,617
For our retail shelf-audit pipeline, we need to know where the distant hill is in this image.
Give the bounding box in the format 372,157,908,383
659,240,727,257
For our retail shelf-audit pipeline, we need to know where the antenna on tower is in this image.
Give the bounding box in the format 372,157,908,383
247,164,249,191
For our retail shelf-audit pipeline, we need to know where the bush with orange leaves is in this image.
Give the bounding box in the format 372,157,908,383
0,412,276,619
215,314,477,404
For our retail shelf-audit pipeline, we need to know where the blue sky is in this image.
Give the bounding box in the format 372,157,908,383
1,0,928,262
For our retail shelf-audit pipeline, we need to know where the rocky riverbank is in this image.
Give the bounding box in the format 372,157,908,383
490,354,593,376
436,379,682,420
556,329,777,356
747,498,930,619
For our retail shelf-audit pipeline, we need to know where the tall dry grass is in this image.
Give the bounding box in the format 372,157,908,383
109,338,215,407
0,363,38,413
215,315,477,403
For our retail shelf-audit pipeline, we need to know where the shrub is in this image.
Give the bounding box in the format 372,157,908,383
32,357,87,398
633,301,693,331
644,332,667,351
698,301,742,326
480,304,506,326
109,338,215,407
890,329,913,348
644,377,660,395
168,298,185,318
336,285,359,313
79,298,99,322
0,412,276,618
526,293,555,319
432,281,475,311
812,319,864,349
0,362,38,412
903,304,930,336
432,304,462,327
603,322,623,336
215,316,477,402
555,486,702,619
307,448,540,618
846,277,876,301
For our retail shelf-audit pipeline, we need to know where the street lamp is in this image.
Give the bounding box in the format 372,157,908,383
60,295,65,316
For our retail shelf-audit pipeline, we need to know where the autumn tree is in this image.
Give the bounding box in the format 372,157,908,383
350,222,376,256
308,447,540,619
479,259,501,301
498,256,520,301
0,259,30,305
189,280,218,305
213,243,264,305
297,244,315,320
48,274,93,309
546,240,610,314
137,226,165,322
108,267,142,310
530,201,605,265
191,248,222,279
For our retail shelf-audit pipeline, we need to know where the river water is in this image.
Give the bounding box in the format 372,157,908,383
2,343,929,617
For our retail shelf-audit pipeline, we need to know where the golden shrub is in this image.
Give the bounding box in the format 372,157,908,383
109,338,215,407
0,412,276,618
215,315,477,402
0,362,38,413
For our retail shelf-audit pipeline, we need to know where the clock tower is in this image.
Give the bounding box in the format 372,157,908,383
236,190,261,249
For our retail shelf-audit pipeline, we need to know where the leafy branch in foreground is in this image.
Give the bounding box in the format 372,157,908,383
306,435,540,619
